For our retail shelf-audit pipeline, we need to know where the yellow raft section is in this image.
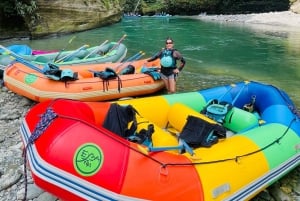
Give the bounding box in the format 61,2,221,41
117,93,269,201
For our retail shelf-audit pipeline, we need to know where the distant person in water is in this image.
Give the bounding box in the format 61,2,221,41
147,37,186,94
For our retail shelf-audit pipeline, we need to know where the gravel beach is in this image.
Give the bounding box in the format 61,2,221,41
1,11,300,201
188,11,300,30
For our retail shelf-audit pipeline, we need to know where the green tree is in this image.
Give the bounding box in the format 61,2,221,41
0,0,38,31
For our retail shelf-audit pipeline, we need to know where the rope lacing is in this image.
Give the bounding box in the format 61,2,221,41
22,107,57,201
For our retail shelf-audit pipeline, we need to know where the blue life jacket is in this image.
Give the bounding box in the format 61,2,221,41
160,49,175,68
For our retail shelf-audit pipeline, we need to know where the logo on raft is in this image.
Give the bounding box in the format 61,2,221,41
73,143,104,176
24,74,38,84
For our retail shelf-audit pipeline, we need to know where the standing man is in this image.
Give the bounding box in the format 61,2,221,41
147,37,186,94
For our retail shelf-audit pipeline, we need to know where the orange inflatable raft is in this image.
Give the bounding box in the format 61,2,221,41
3,58,165,102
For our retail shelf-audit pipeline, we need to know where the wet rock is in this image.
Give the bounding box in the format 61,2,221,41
251,189,274,201
0,168,22,191
36,191,59,201
291,0,300,14
269,182,293,201
294,182,300,195
26,184,45,200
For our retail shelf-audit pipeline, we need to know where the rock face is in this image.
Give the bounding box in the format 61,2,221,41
291,0,300,13
31,0,123,38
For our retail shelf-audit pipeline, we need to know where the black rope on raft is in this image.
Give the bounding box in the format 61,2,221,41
22,150,28,201
22,104,58,201
57,110,296,168
161,117,296,167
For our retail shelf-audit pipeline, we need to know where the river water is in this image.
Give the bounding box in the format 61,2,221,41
3,16,300,106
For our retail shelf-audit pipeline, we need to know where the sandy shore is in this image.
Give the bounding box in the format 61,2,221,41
186,11,300,31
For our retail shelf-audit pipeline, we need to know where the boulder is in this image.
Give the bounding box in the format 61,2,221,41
290,0,300,14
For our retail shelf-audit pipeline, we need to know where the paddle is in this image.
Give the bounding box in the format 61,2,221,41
232,81,250,105
213,83,236,103
55,44,89,63
53,36,76,62
83,40,109,59
0,45,44,73
117,51,143,67
126,51,144,62
115,51,145,73
106,34,127,55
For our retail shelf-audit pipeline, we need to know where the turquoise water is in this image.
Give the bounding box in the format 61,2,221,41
3,16,300,105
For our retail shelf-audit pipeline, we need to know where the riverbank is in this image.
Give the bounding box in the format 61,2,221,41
185,11,300,32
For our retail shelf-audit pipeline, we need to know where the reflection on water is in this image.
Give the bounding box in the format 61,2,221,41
2,16,300,105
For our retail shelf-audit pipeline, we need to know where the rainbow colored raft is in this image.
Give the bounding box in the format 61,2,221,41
20,81,300,201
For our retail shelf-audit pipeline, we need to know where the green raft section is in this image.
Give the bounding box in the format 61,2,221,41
244,124,299,169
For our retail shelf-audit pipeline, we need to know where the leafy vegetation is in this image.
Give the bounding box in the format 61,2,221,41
0,0,39,30
124,0,291,15
214,0,290,14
